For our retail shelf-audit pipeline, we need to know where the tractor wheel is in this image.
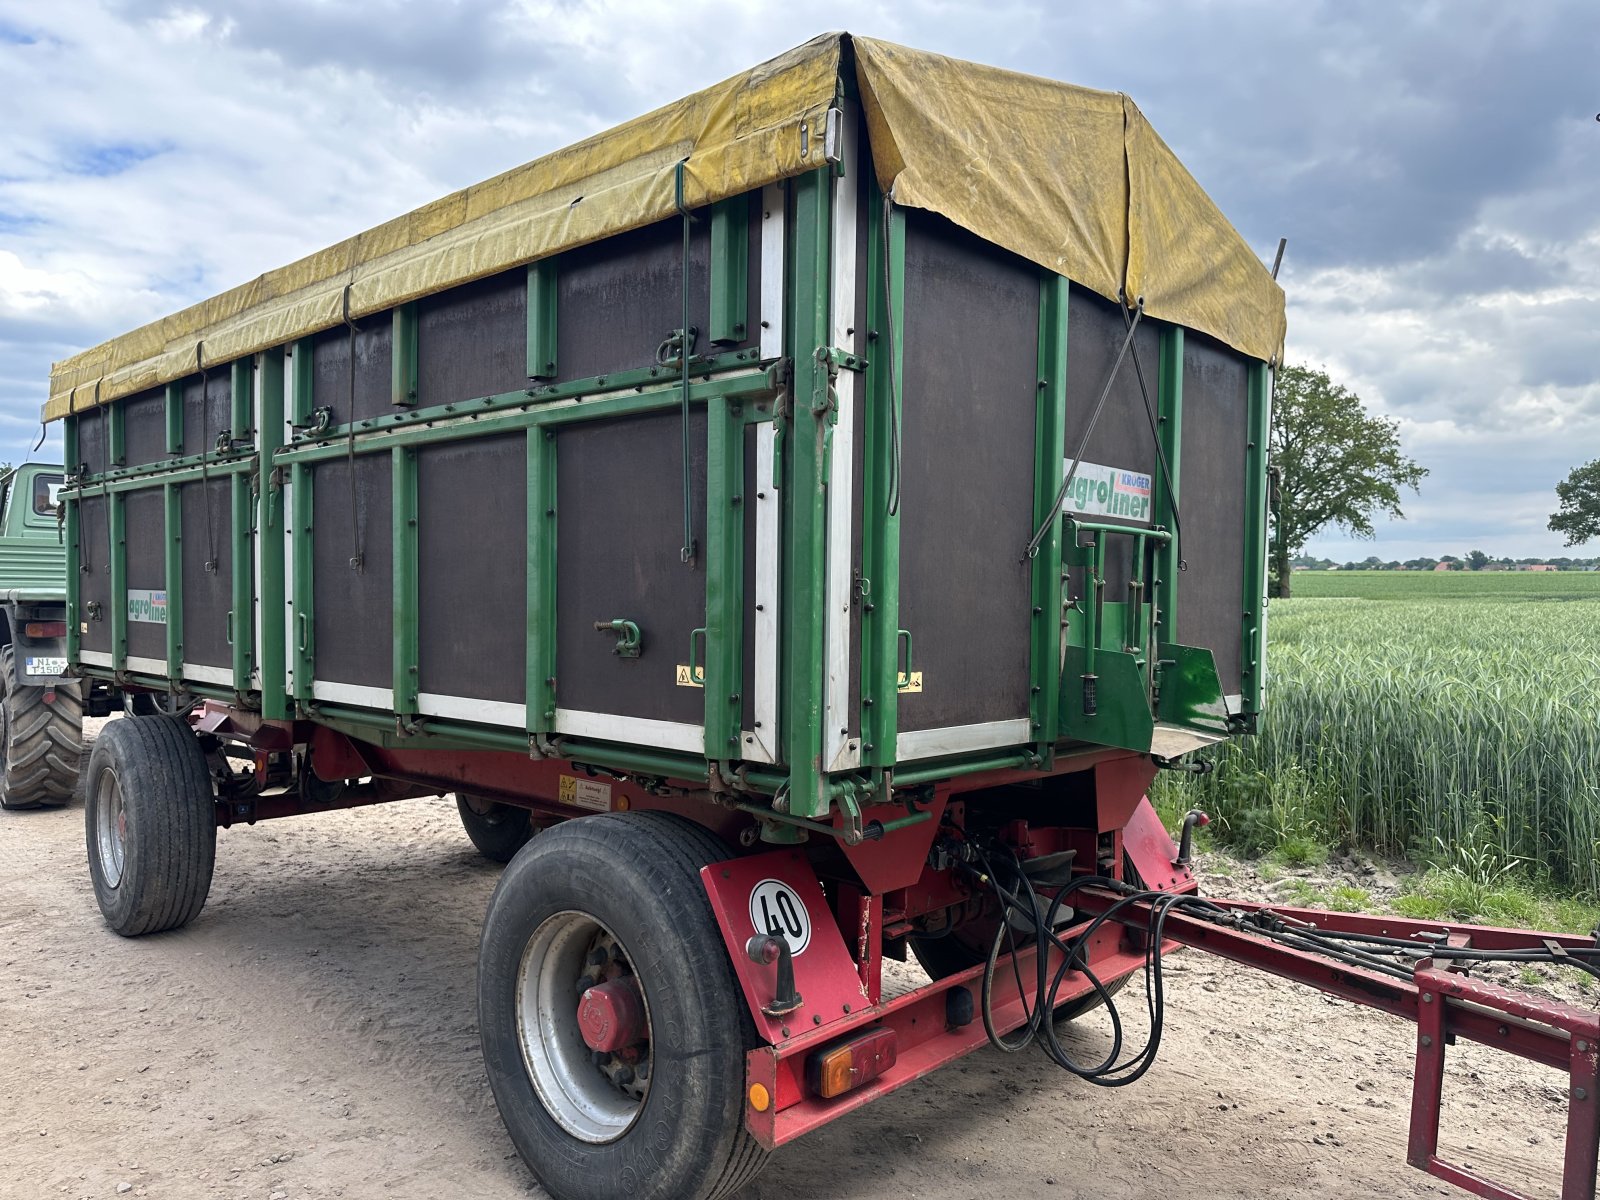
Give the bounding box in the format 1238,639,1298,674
456,793,535,863
84,716,216,936
0,644,83,809
478,811,767,1200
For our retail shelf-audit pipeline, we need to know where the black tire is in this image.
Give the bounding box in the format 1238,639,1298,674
478,812,767,1200
0,645,83,809
84,716,216,936
456,793,535,864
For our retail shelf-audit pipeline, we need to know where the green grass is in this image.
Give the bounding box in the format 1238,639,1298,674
1155,579,1600,897
1291,568,1600,602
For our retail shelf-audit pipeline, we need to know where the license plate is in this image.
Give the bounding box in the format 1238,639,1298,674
25,657,66,676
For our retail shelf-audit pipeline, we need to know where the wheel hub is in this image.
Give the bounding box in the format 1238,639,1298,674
515,912,652,1142
94,767,127,889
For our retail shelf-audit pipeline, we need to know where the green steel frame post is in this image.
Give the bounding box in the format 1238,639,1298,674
258,349,288,718
64,414,80,664
703,393,744,756
290,339,316,700
525,428,558,736
165,382,183,455
1153,328,1184,639
527,261,558,381
784,167,833,819
291,337,315,428
164,482,183,680
1028,274,1070,754
230,464,252,691
392,446,419,713
391,303,419,407
860,188,903,769
709,198,749,345
1241,360,1272,716
108,480,127,673
108,400,125,469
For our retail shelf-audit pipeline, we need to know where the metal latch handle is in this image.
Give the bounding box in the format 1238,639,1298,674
594,619,642,659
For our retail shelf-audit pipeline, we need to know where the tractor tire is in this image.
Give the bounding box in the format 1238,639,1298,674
456,793,535,864
0,644,83,809
84,715,216,936
478,811,767,1200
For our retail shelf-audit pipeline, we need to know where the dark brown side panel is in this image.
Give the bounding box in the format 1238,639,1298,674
75,408,110,477
556,216,712,383
1177,333,1248,698
416,268,528,404
1063,287,1163,594
417,434,526,706
311,455,393,690
121,390,168,468
554,409,707,727
181,372,232,458
179,479,232,670
124,488,165,662
310,320,394,427
78,492,111,655
896,211,1037,733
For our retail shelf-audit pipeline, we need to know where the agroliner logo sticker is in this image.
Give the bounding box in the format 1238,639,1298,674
1060,460,1153,523
128,589,168,625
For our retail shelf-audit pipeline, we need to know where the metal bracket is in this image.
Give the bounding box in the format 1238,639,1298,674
593,618,642,659
291,407,334,439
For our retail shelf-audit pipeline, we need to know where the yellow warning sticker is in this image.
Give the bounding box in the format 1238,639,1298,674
676,663,705,688
558,775,612,811
897,670,924,694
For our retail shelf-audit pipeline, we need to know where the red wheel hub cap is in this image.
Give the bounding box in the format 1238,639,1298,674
576,976,647,1053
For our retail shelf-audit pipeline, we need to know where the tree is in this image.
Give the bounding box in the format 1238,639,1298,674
1466,549,1489,571
1550,460,1600,546
1268,364,1427,598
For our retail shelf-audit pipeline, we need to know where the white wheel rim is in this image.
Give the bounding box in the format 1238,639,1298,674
95,767,127,888
515,911,651,1144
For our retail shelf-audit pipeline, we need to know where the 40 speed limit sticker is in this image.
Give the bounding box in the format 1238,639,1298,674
748,878,811,956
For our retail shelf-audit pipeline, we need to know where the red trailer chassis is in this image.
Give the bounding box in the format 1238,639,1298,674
187,702,1600,1200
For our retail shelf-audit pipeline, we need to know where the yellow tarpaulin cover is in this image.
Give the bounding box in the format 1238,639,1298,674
46,33,1285,422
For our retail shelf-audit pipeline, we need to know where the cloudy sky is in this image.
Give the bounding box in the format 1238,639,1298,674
2,1,1596,561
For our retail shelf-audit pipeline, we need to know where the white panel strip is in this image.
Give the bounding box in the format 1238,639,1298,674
554,709,705,756
418,693,525,728
895,719,1033,763
823,98,862,773
746,420,780,763
1223,693,1243,716
79,650,113,667
311,680,393,709
125,655,166,676
185,663,235,686
759,182,786,360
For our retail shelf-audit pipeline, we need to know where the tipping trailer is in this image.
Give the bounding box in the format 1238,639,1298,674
49,34,1600,1200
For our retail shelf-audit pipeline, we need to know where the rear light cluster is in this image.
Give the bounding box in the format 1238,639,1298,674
804,1027,897,1099
24,621,66,638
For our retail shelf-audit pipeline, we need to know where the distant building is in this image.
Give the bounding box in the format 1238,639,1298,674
1432,562,1453,571
1516,564,1557,572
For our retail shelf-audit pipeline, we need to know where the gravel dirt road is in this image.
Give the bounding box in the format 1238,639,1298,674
0,719,1578,1199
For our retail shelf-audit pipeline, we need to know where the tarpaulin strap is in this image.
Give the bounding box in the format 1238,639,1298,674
1023,300,1144,561
1118,298,1185,571
675,159,698,567
342,285,365,573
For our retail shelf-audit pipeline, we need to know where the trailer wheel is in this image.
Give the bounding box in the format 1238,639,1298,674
84,716,216,936
456,793,535,863
0,646,83,809
478,812,767,1200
